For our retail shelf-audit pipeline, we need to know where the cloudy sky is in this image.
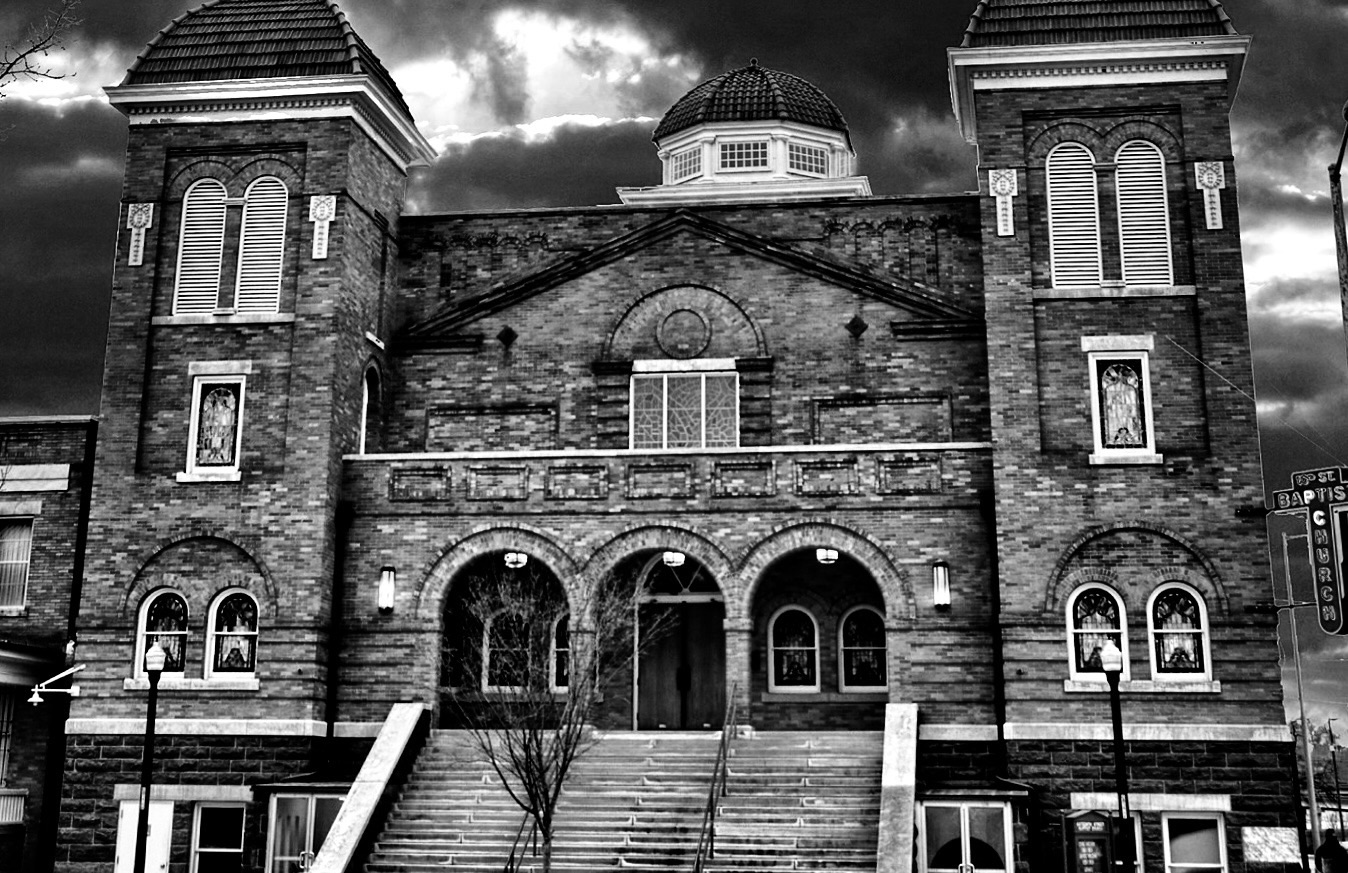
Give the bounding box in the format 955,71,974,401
1,0,1345,726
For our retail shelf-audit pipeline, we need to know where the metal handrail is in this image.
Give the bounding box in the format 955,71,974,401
692,684,738,873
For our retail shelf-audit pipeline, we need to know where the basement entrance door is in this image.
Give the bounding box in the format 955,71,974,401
636,600,725,730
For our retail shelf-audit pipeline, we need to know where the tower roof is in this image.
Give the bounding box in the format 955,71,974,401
121,0,410,117
653,60,850,144
959,0,1237,48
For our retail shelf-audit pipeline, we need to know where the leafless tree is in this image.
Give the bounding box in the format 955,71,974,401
1,0,81,98
442,562,669,873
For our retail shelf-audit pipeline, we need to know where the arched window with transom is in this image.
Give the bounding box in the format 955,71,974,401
1066,584,1128,680
838,606,887,692
769,606,819,693
207,589,259,678
1047,142,1102,288
1148,583,1209,679
484,609,528,691
138,590,189,676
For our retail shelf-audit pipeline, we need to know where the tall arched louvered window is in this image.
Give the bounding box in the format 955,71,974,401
1116,140,1173,286
1046,143,1102,288
234,176,288,312
173,179,228,314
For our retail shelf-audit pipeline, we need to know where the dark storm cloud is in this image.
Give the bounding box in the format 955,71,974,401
0,97,123,415
409,119,657,213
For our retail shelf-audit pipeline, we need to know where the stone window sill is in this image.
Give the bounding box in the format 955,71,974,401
1089,452,1164,466
761,691,888,703
124,677,260,692
176,470,242,484
152,313,295,326
1063,679,1220,694
0,606,27,616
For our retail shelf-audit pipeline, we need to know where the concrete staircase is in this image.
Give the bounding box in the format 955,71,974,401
362,729,882,873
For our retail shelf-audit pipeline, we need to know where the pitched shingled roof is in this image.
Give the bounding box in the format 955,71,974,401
121,0,411,118
653,60,850,145
960,0,1237,47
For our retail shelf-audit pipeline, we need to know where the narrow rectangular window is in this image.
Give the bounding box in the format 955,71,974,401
186,376,247,478
0,693,14,784
719,141,768,170
1086,350,1157,463
0,521,33,608
192,804,246,873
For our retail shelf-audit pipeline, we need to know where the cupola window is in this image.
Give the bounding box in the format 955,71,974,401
719,141,769,170
788,143,828,176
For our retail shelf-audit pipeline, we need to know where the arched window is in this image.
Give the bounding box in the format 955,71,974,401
1047,143,1102,288
359,365,381,455
838,606,887,692
1115,140,1173,286
483,609,528,691
1148,583,1209,679
769,606,819,692
551,614,570,692
138,590,189,676
173,178,227,314
207,589,259,678
234,176,288,312
1066,585,1127,680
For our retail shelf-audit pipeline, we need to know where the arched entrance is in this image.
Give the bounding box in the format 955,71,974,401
626,550,726,730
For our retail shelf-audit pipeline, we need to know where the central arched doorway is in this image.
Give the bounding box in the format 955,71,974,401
628,551,726,730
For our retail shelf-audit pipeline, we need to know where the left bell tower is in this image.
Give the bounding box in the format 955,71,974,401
60,0,433,866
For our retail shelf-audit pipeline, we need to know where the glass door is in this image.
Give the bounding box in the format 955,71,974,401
921,801,1011,873
266,794,343,873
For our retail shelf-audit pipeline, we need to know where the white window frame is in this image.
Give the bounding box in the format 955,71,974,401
670,146,703,183
768,605,820,693
0,518,33,610
1047,142,1103,288
1116,140,1174,287
234,175,288,314
787,141,828,177
1147,582,1211,681
1066,583,1130,682
629,359,739,450
173,178,228,315
1082,336,1160,465
184,372,247,481
1162,812,1227,873
917,799,1013,873
206,588,259,681
482,608,527,693
191,802,246,873
550,613,569,693
718,140,769,171
136,589,189,680
837,605,887,693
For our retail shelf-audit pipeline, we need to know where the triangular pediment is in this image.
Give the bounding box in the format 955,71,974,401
400,209,978,348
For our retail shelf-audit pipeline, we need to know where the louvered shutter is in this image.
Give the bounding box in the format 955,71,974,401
234,176,287,312
173,179,227,314
1047,143,1102,288
1116,141,1173,286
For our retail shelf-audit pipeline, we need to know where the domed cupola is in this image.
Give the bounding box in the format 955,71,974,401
618,60,870,205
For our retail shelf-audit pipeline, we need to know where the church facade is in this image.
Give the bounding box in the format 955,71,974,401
39,1,1299,872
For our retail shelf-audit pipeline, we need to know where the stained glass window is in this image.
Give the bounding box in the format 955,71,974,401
770,607,818,691
1151,586,1205,675
1097,360,1146,449
485,611,527,690
193,379,244,470
840,607,886,690
630,371,738,449
211,591,258,674
143,591,188,673
1070,587,1123,675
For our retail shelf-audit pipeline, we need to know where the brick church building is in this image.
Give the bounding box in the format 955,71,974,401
34,0,1300,871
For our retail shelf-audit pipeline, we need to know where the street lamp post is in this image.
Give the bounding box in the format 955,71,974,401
1331,718,1345,832
1100,639,1133,872
132,642,166,873
1329,100,1348,360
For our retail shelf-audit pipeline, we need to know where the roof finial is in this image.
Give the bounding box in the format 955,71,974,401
749,57,759,68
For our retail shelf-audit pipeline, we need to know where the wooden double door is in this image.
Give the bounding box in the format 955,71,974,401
636,600,725,730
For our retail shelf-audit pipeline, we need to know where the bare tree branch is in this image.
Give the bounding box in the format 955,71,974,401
1,0,82,99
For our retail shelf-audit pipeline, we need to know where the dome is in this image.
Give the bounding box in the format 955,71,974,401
653,60,850,145
121,0,410,117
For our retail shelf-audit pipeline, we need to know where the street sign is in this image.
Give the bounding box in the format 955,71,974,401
1272,467,1348,635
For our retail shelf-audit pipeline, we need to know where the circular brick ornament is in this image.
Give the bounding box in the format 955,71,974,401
657,308,711,358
